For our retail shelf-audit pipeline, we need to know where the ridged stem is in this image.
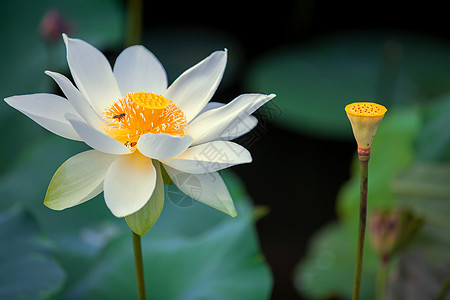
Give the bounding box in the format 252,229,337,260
132,231,146,300
352,147,370,300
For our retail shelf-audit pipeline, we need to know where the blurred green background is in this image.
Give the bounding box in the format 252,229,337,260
1,0,450,299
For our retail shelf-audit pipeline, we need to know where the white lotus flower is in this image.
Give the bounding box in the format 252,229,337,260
5,34,275,234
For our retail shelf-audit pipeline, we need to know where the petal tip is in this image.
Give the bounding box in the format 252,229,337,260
109,210,126,218
44,70,55,77
135,44,146,50
62,33,69,44
213,48,228,60
43,196,62,211
107,198,149,219
4,95,21,106
107,201,143,218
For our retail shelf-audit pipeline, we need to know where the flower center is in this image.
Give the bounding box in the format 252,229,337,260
345,102,387,117
102,92,187,150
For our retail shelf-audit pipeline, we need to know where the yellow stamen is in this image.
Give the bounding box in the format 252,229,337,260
103,92,187,150
132,92,170,110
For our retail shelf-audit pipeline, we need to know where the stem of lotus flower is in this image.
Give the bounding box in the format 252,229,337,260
351,147,370,300
125,0,143,46
132,231,146,300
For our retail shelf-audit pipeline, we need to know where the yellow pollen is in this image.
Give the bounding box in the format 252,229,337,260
345,102,387,117
102,92,187,150
132,92,170,110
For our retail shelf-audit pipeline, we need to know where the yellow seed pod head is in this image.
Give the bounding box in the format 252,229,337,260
345,102,387,149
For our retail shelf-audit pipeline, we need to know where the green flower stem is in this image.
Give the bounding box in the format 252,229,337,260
132,231,146,300
125,0,143,47
376,256,389,300
352,148,370,300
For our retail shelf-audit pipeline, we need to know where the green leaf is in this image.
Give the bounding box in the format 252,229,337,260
0,209,65,300
62,202,271,300
294,222,378,300
125,162,165,236
245,32,450,138
51,171,271,300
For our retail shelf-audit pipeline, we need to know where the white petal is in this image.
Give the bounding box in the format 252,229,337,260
104,152,157,217
161,141,252,174
78,181,104,204
113,45,167,95
137,133,193,159
44,150,116,210
66,113,131,155
125,162,164,236
164,50,227,122
164,165,236,217
63,34,122,113
218,115,258,141
5,93,81,140
187,93,275,145
197,101,225,116
194,101,259,140
45,71,103,132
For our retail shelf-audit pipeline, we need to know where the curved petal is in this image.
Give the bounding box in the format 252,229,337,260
164,50,227,122
219,115,258,140
161,141,252,174
113,45,167,96
66,113,131,155
45,71,103,131
193,102,258,141
77,181,104,205
137,133,193,160
125,162,164,236
104,152,157,217
164,165,236,217
63,34,122,113
197,101,225,116
44,150,116,210
187,93,276,145
5,93,81,140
